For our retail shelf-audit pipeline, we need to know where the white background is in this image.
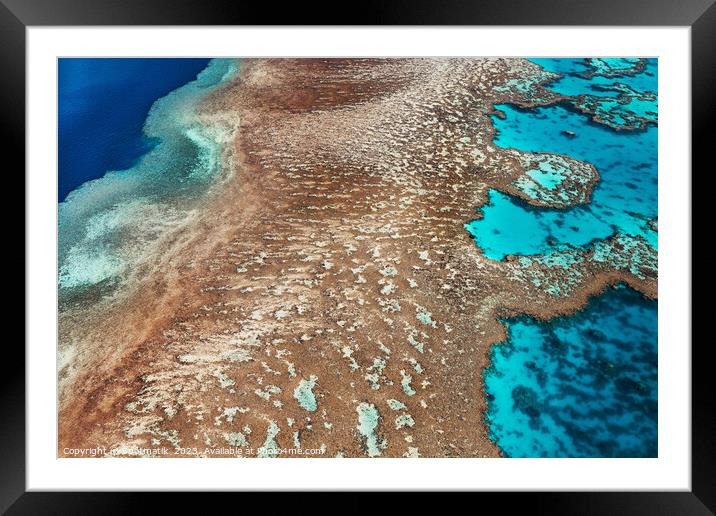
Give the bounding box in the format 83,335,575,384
27,27,691,490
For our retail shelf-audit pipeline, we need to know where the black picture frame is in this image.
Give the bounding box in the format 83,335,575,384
6,0,711,512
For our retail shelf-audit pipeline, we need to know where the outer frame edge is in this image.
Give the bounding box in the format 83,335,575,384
10,0,708,513
691,2,716,514
0,0,27,513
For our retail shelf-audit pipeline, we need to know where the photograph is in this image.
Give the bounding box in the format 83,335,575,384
7,2,709,506
57,56,658,459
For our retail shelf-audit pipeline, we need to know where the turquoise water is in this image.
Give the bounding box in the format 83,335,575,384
485,286,657,457
466,59,657,260
475,59,658,457
529,58,657,98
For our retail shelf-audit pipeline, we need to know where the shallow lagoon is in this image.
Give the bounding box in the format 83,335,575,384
529,58,658,98
466,59,657,260
476,59,658,457
485,286,657,457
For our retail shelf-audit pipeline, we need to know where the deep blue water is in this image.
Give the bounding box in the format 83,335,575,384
485,286,657,458
473,59,658,457
58,59,235,291
466,59,658,260
58,58,211,201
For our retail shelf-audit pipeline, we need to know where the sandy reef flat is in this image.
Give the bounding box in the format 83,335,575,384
58,58,657,458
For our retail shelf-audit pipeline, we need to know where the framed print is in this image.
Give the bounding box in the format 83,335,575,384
7,0,713,511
